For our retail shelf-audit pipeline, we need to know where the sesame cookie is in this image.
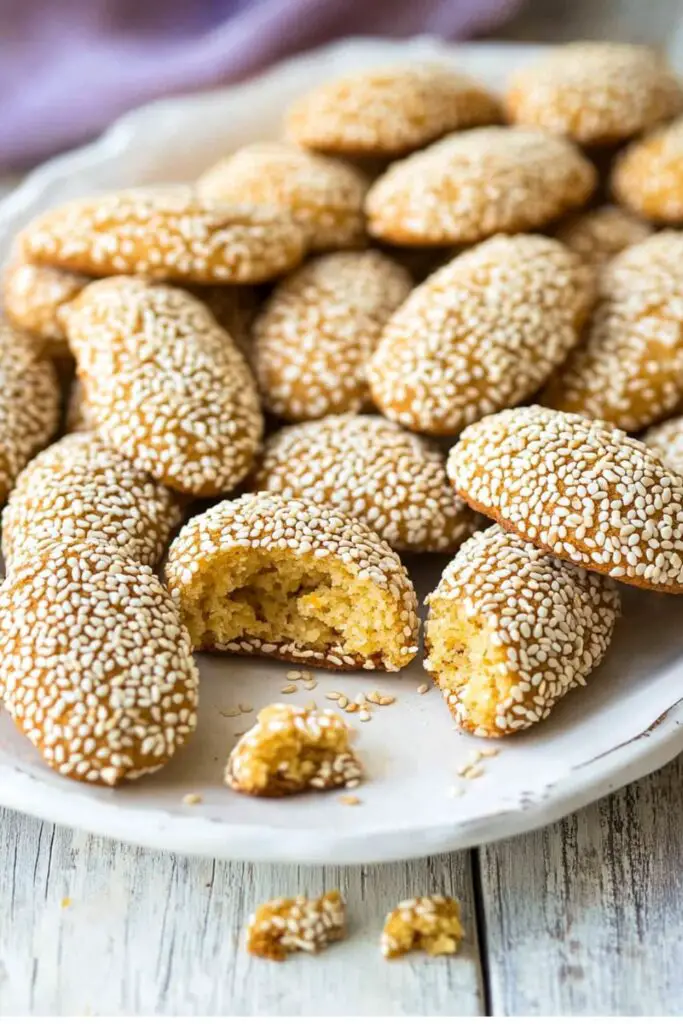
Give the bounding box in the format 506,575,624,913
643,416,683,476
505,43,683,146
448,405,683,592
2,432,183,572
19,187,307,284
365,127,596,246
612,116,683,224
198,142,369,252
253,251,411,421
367,235,594,436
164,493,419,671
543,232,683,431
225,703,362,797
285,64,501,158
253,414,478,553
0,320,60,504
0,545,199,785
65,277,263,496
65,379,94,432
424,525,620,737
2,257,88,357
555,204,653,270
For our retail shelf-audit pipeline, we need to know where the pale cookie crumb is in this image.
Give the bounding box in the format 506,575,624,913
381,896,464,959
247,891,346,960
225,703,362,797
60,897,72,910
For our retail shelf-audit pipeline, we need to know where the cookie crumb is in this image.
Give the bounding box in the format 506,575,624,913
60,897,72,910
381,896,464,959
247,891,346,960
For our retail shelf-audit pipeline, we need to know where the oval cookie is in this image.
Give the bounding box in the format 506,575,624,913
612,116,683,224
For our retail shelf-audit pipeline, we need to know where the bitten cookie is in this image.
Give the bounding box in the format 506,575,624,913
19,187,307,284
365,127,595,246
543,232,683,431
368,234,594,436
0,320,60,504
65,277,263,496
0,545,199,785
424,525,620,737
164,493,419,671
2,432,183,572
612,116,683,224
505,43,683,145
198,142,369,252
555,204,653,270
253,251,411,421
285,64,501,158
253,414,478,553
448,405,683,592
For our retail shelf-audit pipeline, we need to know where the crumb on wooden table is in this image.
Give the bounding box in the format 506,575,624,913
247,890,346,960
381,896,464,959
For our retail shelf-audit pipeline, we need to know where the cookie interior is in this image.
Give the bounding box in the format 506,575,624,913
426,599,510,734
180,548,408,669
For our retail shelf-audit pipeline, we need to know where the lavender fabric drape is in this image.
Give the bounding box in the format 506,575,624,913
0,0,522,167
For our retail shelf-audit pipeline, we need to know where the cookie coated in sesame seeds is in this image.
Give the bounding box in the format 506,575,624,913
253,251,411,422
2,432,183,572
164,492,419,671
19,187,307,284
543,232,683,431
365,126,595,246
448,405,683,593
252,414,478,553
555,204,654,271
368,235,594,436
225,702,362,797
643,415,683,476
65,277,263,496
247,890,346,960
612,117,683,224
505,43,683,146
424,525,620,737
198,142,369,252
0,545,199,785
0,320,60,504
380,896,464,958
2,256,88,357
285,64,501,158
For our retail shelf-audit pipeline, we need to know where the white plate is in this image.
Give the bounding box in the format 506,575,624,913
1,37,683,865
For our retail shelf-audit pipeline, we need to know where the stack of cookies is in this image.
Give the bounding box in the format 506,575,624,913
3,42,683,789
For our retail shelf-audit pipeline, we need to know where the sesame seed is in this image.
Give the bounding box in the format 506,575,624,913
417,683,430,695
182,793,203,805
281,684,298,694
462,765,484,780
286,670,302,681
220,708,242,718
359,709,371,722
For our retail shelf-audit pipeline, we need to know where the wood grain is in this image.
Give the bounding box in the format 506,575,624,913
479,754,683,1015
0,809,483,1016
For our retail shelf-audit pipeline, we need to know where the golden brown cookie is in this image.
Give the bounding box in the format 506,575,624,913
0,545,199,785
253,251,411,421
286,64,501,158
368,234,594,436
0,320,60,504
198,142,369,252
424,525,620,737
448,405,683,592
2,432,183,572
505,43,683,145
612,116,683,223
19,187,307,284
253,414,478,553
555,204,653,270
365,127,595,245
642,415,683,476
543,232,683,431
164,493,419,671
225,703,362,796
247,891,346,960
65,277,263,496
381,897,464,959
2,257,88,357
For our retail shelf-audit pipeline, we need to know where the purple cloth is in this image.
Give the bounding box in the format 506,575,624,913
0,0,522,168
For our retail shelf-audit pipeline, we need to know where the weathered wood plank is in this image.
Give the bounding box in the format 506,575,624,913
0,809,483,1016
479,755,683,1016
